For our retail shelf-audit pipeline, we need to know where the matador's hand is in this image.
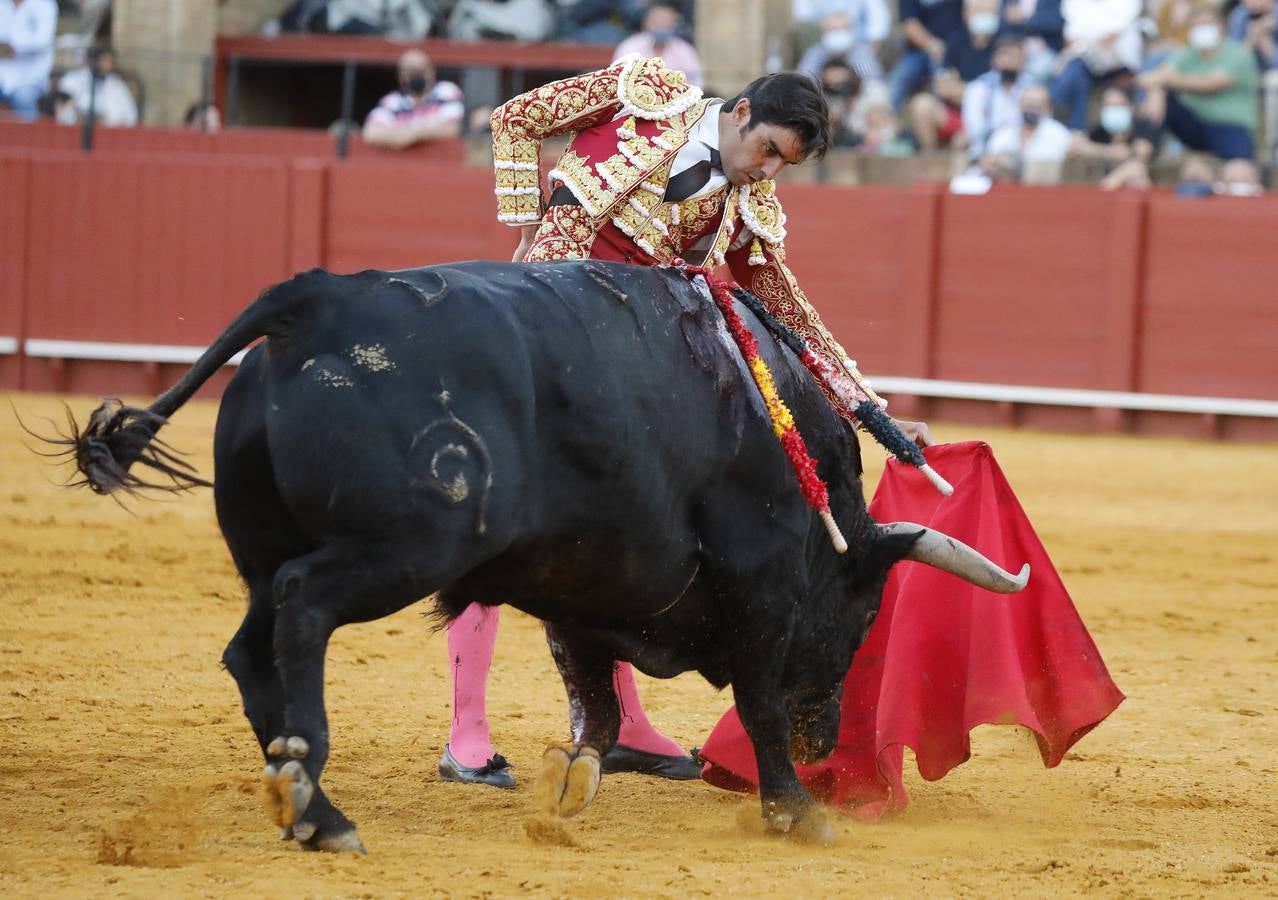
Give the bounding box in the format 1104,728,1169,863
512,223,540,263
892,418,935,449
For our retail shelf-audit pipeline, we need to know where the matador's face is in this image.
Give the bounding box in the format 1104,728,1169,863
716,99,806,187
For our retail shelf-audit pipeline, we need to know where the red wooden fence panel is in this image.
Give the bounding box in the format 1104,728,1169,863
0,153,29,388
779,184,910,378
20,152,293,394
1140,194,1278,402
323,160,508,272
931,187,1113,389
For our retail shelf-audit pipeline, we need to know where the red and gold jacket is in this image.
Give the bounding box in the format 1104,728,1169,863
491,55,881,421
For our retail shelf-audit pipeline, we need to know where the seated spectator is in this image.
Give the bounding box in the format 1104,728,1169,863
907,65,967,152
184,100,222,133
1228,0,1276,69
887,0,964,110
795,2,891,82
1070,85,1159,163
906,0,1010,152
58,45,138,128
0,0,57,121
962,34,1027,158
1000,0,1065,82
982,82,1071,182
554,0,639,45
1136,4,1260,161
1050,0,1143,132
1217,157,1266,194
612,2,702,87
1173,153,1218,196
818,56,893,148
362,49,463,150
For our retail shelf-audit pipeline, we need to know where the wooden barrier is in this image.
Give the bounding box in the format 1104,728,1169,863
0,121,465,162
3,142,1277,439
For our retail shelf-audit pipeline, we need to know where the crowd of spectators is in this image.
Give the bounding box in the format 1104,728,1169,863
791,0,1276,191
3,0,1273,193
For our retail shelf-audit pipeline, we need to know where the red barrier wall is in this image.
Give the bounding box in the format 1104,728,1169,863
3,142,1277,438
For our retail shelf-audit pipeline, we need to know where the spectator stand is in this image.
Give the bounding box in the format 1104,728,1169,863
213,33,613,143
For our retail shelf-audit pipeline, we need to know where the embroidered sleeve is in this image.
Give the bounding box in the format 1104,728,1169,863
490,55,702,226
727,237,883,422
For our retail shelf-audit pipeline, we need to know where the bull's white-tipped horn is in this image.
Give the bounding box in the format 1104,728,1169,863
879,522,1030,593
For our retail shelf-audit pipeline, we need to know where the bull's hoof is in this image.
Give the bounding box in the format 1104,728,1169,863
762,801,836,846
260,735,366,854
535,743,601,818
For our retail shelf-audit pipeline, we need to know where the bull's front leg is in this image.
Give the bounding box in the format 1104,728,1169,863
730,640,837,845
537,623,620,817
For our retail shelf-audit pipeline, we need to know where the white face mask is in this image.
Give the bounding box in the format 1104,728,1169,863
1188,23,1221,51
1100,105,1132,134
968,12,1000,36
821,28,855,54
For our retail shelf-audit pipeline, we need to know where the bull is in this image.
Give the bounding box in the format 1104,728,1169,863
49,260,1027,852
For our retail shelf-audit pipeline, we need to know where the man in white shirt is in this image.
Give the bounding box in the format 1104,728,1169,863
0,0,57,121
961,35,1027,158
362,49,464,149
983,83,1072,182
58,46,139,128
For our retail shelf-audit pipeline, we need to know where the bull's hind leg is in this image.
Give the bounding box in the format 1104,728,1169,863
535,625,619,817
262,539,443,853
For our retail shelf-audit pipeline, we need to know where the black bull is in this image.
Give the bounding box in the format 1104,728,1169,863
51,260,1027,851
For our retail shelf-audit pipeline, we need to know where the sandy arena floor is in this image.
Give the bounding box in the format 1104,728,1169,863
1,391,1275,898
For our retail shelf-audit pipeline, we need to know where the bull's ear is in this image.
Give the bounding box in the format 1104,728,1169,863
862,526,924,578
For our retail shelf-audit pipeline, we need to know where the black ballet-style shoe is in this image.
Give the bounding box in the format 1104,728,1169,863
600,743,705,780
438,744,516,789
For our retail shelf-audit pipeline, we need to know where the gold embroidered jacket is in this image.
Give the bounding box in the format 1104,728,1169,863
490,55,881,421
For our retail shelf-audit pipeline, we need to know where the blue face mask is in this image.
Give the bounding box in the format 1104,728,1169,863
648,29,675,44
1175,181,1215,199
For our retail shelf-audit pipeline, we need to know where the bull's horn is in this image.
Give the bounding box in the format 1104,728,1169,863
879,522,1030,593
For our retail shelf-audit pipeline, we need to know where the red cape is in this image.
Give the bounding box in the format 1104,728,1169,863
699,441,1124,820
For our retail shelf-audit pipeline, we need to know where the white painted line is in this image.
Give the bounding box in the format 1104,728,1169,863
0,336,16,355
24,339,246,366
873,377,1278,419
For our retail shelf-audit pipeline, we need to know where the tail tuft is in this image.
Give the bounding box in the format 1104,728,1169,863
22,398,212,495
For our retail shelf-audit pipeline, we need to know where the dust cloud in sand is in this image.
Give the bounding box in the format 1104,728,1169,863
1,393,1275,896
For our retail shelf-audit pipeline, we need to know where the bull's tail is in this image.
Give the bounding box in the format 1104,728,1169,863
37,269,334,495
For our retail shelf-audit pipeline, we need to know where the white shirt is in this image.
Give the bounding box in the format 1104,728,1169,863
669,100,727,200
58,67,139,127
0,0,57,95
1062,0,1143,72
961,71,1024,158
986,116,1072,161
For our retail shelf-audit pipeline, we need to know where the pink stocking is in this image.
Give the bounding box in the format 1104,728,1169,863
447,603,499,768
613,661,686,756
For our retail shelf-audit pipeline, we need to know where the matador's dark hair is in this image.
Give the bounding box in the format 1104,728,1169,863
723,72,833,161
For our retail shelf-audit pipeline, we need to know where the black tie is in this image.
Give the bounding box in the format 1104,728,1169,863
664,147,722,202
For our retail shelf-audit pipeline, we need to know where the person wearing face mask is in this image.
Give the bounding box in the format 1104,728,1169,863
960,34,1028,158
1050,0,1142,132
982,82,1071,182
612,2,703,87
905,0,1009,153
1136,5,1261,161
362,49,464,150
1216,158,1267,195
1069,86,1160,166
795,3,892,83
